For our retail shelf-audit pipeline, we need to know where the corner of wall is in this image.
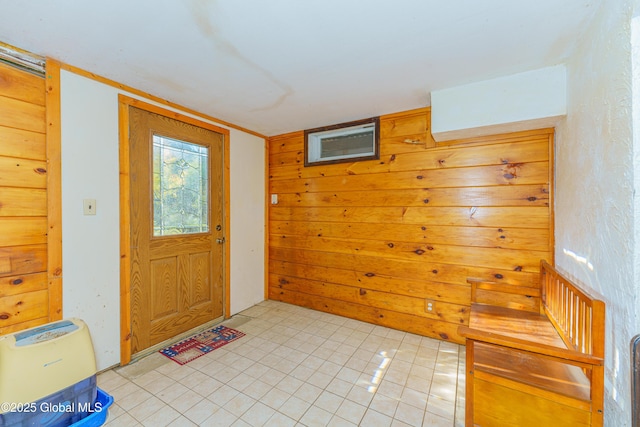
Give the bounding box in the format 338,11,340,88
554,1,635,425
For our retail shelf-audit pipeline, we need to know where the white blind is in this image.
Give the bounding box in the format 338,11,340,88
320,131,374,158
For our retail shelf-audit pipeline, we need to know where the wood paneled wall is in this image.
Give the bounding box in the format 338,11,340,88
0,62,50,334
268,107,553,344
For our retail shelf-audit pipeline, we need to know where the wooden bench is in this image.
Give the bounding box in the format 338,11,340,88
458,260,605,427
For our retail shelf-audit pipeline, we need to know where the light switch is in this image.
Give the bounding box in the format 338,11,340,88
83,199,96,215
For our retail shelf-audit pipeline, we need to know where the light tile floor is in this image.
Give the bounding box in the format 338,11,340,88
99,300,466,427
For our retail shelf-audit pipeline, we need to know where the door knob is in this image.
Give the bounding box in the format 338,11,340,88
216,237,225,244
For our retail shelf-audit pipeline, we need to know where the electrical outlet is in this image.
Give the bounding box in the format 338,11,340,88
425,299,436,313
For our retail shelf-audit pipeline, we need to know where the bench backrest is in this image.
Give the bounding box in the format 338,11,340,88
469,280,541,312
540,260,605,358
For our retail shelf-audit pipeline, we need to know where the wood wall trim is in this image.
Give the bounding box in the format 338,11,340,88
58,61,267,140
223,115,231,318
435,128,556,148
548,131,555,264
118,96,232,136
118,96,132,365
45,58,63,321
264,135,270,300
118,95,232,363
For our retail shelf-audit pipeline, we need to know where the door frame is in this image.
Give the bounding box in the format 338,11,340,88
118,95,231,365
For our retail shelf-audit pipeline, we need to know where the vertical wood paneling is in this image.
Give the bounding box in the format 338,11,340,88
268,107,553,344
0,61,50,332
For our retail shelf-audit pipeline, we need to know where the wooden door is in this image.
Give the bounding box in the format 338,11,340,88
129,106,225,354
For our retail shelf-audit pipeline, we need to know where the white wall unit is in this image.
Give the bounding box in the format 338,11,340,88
431,65,567,141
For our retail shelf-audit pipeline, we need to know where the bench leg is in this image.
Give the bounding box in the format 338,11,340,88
592,364,604,426
465,340,475,427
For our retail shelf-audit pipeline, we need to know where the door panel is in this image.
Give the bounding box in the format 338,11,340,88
150,257,178,319
190,252,211,306
129,106,224,354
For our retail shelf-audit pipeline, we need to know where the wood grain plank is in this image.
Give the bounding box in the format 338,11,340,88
0,217,47,247
270,260,471,304
270,149,304,169
273,185,549,208
0,126,46,160
379,131,435,155
0,289,48,327
0,187,47,216
0,156,47,188
270,162,549,194
380,108,429,139
0,95,46,133
271,206,550,229
0,61,45,105
270,248,541,288
0,271,48,298
0,244,46,278
271,221,550,251
271,233,547,272
270,138,550,179
350,137,549,176
437,128,554,148
270,273,469,324
269,131,304,155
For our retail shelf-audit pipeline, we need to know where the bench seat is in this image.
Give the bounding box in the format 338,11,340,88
459,261,605,427
466,303,565,346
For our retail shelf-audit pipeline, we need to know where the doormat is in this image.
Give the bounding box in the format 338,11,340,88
159,325,245,365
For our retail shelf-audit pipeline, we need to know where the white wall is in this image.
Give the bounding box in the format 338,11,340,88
229,128,267,314
555,1,636,425
60,70,265,370
60,72,121,370
431,65,567,141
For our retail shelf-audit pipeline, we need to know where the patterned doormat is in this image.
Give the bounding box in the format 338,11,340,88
159,325,245,365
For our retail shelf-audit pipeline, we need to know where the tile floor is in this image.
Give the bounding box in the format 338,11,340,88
98,300,465,426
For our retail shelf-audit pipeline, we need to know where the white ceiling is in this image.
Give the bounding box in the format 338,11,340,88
0,0,602,136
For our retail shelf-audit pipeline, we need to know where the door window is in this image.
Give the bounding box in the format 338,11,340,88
152,135,209,236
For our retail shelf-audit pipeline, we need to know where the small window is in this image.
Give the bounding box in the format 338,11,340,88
304,117,380,166
152,135,209,236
